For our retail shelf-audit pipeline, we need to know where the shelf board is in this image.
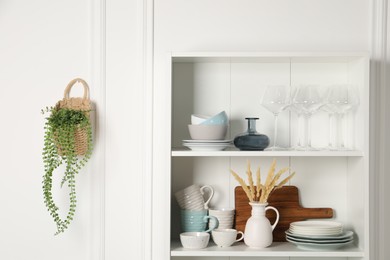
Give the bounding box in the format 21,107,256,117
171,148,364,157
171,52,369,63
171,241,364,257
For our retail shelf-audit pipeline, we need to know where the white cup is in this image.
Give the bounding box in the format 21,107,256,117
211,229,244,247
175,184,214,210
209,208,235,229
209,208,235,216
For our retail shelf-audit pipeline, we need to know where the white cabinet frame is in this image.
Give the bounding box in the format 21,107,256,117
153,52,370,260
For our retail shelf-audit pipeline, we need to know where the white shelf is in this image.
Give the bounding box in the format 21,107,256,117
171,241,364,257
171,51,369,63
172,148,364,157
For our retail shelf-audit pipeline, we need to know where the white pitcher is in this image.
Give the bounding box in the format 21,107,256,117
244,202,279,248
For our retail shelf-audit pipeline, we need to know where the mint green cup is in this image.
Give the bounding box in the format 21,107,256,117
181,209,219,232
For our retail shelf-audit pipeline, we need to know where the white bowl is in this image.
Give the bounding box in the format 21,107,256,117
191,114,211,125
188,124,228,140
200,111,228,125
180,232,210,249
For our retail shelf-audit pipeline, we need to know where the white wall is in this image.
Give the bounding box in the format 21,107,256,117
0,0,145,259
0,1,93,260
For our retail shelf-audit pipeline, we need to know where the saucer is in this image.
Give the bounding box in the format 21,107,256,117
182,139,232,143
183,143,232,151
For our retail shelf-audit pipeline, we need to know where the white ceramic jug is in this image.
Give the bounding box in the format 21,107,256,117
244,202,279,248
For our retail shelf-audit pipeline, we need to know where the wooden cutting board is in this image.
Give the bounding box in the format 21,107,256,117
234,185,334,242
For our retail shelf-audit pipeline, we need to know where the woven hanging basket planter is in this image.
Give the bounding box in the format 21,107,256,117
42,78,93,235
55,78,91,156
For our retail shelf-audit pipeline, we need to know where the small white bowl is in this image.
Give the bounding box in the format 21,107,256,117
188,124,228,140
191,114,211,125
200,111,228,125
180,232,210,249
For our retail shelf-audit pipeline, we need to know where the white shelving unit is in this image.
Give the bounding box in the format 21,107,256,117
157,52,370,260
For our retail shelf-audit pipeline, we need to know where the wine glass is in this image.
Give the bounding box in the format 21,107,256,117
292,85,324,151
261,85,290,151
327,84,359,150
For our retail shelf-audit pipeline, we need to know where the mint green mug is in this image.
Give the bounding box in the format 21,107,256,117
181,209,219,232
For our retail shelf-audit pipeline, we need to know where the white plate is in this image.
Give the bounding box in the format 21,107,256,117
286,237,353,251
290,220,342,229
290,225,342,230
183,143,231,151
289,230,343,235
290,229,343,234
285,230,354,240
290,227,343,232
182,139,232,143
289,230,343,236
290,226,342,231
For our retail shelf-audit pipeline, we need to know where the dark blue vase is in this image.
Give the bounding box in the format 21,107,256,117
234,118,270,151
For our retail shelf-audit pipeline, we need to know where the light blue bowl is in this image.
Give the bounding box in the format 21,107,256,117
200,111,228,125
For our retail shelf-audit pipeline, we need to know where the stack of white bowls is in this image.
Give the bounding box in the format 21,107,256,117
286,220,354,250
209,208,235,229
183,111,231,151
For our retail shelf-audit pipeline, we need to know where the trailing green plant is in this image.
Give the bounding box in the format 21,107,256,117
41,106,93,235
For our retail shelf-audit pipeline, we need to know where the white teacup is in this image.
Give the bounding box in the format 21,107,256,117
175,184,214,210
212,229,244,247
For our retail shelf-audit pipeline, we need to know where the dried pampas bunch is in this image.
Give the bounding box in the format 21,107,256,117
230,159,295,203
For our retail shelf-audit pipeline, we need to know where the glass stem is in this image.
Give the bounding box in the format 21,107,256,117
297,114,302,147
340,113,346,149
303,114,309,149
335,113,343,149
328,113,333,148
307,115,312,148
273,113,279,148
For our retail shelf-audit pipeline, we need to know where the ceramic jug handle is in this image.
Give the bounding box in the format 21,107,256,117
236,231,244,242
204,215,219,233
200,185,214,210
265,206,280,231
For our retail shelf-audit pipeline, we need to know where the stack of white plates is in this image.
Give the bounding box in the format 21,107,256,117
182,140,232,151
286,221,354,250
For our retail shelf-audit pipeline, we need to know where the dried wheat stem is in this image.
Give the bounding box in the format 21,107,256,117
275,172,296,189
269,167,289,188
230,169,253,202
264,159,276,188
246,160,256,200
259,185,268,203
255,166,261,200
